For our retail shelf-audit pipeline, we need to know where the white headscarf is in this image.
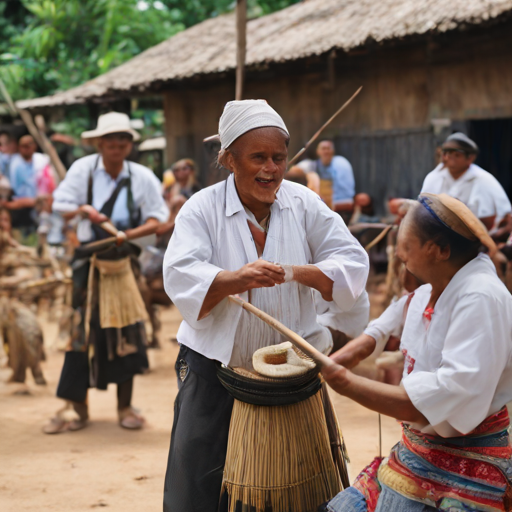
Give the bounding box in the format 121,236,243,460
218,99,289,149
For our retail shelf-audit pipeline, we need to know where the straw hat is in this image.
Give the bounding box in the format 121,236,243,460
81,112,140,141
419,193,497,256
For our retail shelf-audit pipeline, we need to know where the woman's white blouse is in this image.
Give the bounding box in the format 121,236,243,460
402,254,512,437
163,174,369,366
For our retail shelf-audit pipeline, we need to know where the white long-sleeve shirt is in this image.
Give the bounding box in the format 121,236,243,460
53,154,169,242
164,174,369,367
401,254,512,437
421,163,511,223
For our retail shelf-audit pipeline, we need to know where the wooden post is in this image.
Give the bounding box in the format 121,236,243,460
235,0,247,101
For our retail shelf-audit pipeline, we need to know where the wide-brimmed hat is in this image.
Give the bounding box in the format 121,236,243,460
81,112,140,141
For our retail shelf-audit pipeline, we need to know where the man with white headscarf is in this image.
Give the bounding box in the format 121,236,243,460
162,99,370,511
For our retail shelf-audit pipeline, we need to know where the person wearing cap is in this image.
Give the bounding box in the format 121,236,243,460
421,132,511,231
43,112,169,434
162,100,369,511
321,193,512,512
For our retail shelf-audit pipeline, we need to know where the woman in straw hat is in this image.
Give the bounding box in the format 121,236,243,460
162,99,370,511
321,193,512,512
43,112,169,434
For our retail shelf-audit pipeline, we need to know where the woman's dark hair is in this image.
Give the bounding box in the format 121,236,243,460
410,203,481,265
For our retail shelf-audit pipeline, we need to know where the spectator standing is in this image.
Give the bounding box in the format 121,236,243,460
5,135,55,238
0,131,18,177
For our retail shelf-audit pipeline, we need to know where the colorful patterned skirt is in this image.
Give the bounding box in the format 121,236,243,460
332,408,512,512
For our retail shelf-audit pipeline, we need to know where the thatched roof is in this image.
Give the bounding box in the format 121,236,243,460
17,0,512,109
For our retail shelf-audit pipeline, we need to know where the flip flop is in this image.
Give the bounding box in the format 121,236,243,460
118,407,145,430
42,416,70,435
68,418,88,431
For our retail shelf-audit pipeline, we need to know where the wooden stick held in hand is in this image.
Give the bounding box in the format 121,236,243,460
229,295,335,369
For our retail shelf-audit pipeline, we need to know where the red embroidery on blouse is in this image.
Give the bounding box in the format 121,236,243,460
402,349,416,374
423,307,435,322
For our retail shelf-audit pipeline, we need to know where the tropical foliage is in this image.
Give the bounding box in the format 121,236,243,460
0,0,300,101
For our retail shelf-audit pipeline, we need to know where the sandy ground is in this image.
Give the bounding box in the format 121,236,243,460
0,306,401,512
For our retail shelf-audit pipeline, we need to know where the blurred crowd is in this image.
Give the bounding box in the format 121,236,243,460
2,111,512,431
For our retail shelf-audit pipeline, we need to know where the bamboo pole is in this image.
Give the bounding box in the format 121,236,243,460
288,86,363,167
364,224,393,251
229,295,335,369
0,78,67,183
235,0,247,101
34,115,67,182
18,109,67,183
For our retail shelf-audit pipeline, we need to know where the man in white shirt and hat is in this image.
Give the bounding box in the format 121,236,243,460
162,100,369,511
43,112,168,434
421,132,511,230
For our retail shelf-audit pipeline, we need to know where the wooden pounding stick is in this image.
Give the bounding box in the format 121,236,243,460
79,223,160,254
229,295,335,369
287,86,363,168
99,221,119,237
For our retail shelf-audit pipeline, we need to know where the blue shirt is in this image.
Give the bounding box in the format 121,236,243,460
316,155,355,204
0,153,12,178
9,154,38,198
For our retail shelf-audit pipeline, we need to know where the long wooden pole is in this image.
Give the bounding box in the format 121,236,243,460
0,79,67,183
34,115,67,182
235,0,247,101
229,295,335,369
288,86,363,167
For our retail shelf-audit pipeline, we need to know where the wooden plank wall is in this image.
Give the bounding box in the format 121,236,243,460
162,21,512,211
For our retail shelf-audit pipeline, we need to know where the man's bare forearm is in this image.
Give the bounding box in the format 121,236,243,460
292,265,334,301
198,271,243,320
125,218,159,240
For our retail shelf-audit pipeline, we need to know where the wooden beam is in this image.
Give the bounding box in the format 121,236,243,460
235,0,247,101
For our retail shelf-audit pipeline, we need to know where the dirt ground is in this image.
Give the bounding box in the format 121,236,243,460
0,306,401,512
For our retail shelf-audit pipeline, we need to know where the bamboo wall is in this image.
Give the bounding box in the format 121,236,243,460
163,21,512,210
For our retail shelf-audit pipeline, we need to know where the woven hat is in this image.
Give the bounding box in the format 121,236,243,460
419,193,497,256
81,112,140,141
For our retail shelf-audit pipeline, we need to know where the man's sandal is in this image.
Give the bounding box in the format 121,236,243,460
42,402,89,434
118,407,145,430
42,416,70,434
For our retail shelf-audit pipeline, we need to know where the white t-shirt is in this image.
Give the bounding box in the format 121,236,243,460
421,163,511,223
401,254,512,437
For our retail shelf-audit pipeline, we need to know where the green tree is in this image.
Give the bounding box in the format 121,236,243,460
0,0,300,102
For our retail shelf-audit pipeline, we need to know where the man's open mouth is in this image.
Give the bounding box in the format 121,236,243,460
255,177,274,184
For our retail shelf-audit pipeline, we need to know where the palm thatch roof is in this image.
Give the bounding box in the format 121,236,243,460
17,0,512,109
